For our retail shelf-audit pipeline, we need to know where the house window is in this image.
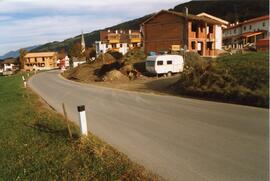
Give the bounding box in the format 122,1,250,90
157,61,163,66
207,42,212,49
209,25,213,33
120,44,122,48
42,57,45,62
249,25,252,30
243,26,246,31
35,58,37,62
234,29,237,34
191,41,196,49
167,60,172,65
191,22,197,32
262,22,265,27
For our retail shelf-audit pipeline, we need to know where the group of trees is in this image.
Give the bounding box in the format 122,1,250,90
68,42,96,61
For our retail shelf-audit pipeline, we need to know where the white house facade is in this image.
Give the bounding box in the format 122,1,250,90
95,41,129,56
223,15,269,46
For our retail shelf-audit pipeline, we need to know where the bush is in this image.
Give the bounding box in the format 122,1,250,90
122,49,146,64
172,52,269,108
108,51,123,60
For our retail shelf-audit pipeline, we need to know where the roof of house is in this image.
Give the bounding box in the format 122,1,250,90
1,57,19,64
24,52,57,58
141,10,224,25
241,31,264,38
196,12,229,25
226,15,269,30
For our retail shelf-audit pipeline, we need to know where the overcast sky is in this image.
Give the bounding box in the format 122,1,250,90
0,0,188,55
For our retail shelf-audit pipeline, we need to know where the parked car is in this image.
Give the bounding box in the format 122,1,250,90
145,55,184,76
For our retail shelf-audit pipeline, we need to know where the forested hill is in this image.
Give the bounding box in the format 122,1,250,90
173,0,269,22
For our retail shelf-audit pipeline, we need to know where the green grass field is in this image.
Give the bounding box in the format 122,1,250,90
0,73,160,180
173,52,269,107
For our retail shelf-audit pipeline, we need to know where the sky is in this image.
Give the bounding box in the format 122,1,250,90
0,0,188,55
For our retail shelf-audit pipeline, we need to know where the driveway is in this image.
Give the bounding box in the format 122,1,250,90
29,70,269,181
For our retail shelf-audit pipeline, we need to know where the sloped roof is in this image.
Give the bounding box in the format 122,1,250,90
241,31,264,38
197,12,229,25
2,57,19,64
141,10,223,25
226,15,269,30
24,52,57,58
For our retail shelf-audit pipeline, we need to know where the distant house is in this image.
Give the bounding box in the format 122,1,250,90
1,57,20,75
57,53,70,69
256,38,269,51
95,29,142,56
23,52,58,71
72,57,86,68
141,10,228,57
0,62,3,75
223,15,269,48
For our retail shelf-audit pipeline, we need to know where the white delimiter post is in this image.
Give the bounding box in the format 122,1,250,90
77,105,88,136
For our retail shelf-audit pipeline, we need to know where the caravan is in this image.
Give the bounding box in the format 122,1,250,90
145,55,184,76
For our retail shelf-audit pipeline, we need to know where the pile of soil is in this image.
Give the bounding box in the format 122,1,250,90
63,53,116,82
103,70,129,81
63,49,148,83
63,62,102,82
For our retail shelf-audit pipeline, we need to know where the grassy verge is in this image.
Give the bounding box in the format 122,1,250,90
0,73,161,180
172,52,269,108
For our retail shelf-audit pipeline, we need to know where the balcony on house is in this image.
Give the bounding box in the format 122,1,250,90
189,21,207,39
108,33,121,44
129,33,141,43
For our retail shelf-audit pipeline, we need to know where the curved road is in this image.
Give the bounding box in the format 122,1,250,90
29,71,269,181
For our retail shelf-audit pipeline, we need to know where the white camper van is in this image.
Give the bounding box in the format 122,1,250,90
145,55,184,76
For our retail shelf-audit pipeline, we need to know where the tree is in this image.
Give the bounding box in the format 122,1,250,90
19,48,27,70
70,41,83,59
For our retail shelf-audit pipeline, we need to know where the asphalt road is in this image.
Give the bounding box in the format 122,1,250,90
29,70,269,181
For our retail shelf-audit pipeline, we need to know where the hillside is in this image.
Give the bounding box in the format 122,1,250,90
0,45,39,60
173,0,269,22
5,0,268,56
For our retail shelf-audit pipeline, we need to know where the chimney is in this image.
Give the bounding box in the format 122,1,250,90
185,7,188,16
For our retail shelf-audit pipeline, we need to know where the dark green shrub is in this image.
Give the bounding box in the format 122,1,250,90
173,52,269,107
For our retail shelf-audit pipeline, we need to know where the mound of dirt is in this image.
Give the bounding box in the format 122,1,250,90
97,53,116,64
103,70,129,81
119,64,134,75
63,50,148,83
63,62,102,82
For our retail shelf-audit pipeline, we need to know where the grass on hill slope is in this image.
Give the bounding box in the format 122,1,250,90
172,52,269,108
0,73,161,180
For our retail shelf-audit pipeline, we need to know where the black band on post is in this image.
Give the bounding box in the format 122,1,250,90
77,105,85,112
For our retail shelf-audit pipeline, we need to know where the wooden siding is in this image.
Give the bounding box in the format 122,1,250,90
143,12,185,54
